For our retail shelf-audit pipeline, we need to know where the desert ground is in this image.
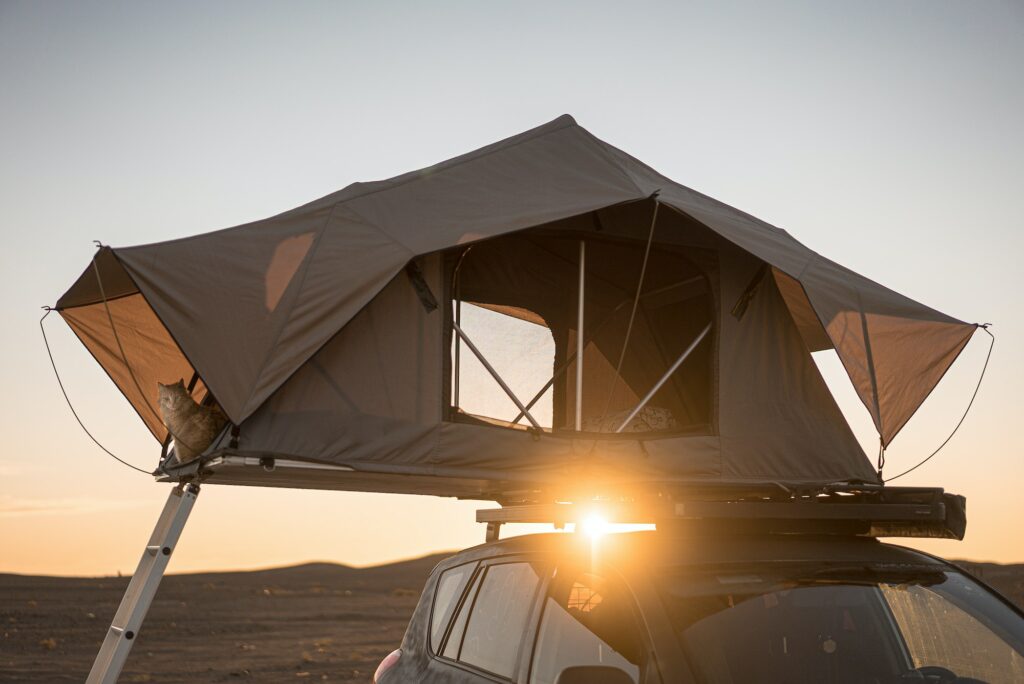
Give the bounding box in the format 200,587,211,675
2,554,1022,683
0,554,448,683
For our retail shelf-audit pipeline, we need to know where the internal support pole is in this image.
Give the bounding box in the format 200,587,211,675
87,483,200,684
453,298,462,409
615,322,712,433
452,321,542,429
575,240,585,431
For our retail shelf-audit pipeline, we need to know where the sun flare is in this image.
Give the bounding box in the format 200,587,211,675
578,513,612,540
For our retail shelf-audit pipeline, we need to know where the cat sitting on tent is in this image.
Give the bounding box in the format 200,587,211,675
157,380,227,465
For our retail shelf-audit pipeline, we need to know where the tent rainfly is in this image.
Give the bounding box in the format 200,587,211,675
55,115,980,500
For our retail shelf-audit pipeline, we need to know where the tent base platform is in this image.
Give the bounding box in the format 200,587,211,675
156,455,514,500
157,455,966,542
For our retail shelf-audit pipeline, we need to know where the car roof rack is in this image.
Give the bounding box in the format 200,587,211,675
476,485,966,543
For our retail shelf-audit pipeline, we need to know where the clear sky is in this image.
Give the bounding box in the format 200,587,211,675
1,0,1022,576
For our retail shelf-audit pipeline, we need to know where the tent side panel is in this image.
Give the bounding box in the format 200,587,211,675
237,254,446,464
715,248,878,483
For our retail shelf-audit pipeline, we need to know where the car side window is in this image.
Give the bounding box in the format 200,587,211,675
442,570,481,660
430,563,475,652
530,569,643,684
441,561,544,679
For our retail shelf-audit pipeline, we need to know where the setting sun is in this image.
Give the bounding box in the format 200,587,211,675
578,512,612,539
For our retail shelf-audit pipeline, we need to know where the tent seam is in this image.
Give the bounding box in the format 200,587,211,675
576,130,648,197
594,137,794,238
316,116,580,208
332,200,417,255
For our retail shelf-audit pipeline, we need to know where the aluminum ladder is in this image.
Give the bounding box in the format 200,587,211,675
86,483,200,683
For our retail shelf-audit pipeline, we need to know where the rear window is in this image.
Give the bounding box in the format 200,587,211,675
440,561,544,679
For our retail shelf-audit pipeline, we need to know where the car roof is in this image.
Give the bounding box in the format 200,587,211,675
438,531,948,574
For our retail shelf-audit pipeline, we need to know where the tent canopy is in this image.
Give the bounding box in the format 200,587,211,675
56,115,978,497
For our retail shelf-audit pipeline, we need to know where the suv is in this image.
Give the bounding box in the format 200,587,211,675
374,531,1024,684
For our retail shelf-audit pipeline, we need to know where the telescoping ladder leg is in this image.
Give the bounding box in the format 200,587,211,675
86,483,200,684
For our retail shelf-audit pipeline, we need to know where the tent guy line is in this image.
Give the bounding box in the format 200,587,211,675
38,308,150,475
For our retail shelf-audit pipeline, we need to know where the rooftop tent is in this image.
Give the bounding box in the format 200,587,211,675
55,115,979,499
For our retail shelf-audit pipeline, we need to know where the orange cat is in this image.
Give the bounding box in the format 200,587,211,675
157,380,227,465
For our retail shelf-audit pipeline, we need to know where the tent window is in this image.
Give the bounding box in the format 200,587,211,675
448,228,714,435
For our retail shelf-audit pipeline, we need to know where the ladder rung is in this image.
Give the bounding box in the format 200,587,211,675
109,626,124,635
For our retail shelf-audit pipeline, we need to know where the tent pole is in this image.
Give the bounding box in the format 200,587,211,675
86,483,199,684
453,298,461,409
452,321,542,429
575,240,585,431
511,274,706,426
615,323,712,433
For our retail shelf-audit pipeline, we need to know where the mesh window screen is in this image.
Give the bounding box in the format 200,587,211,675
450,227,714,434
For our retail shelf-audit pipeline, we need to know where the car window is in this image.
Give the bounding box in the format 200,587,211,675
530,570,642,684
430,563,475,652
445,561,544,679
658,567,1024,684
880,573,1024,682
442,570,482,660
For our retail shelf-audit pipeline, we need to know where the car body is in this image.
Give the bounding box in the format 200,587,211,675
375,531,1024,684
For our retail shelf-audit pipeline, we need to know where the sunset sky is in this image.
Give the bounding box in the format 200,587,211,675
1,1,1022,576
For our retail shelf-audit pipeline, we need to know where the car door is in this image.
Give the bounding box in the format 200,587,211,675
424,555,550,683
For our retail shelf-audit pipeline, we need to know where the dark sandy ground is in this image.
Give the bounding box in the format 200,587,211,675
0,554,448,683
2,555,1021,683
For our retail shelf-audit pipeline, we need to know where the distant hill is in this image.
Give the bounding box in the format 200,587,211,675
165,551,454,590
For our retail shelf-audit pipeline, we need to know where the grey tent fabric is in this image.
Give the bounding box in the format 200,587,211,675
55,115,978,493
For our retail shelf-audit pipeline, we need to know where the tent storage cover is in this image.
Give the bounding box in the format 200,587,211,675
56,115,979,501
